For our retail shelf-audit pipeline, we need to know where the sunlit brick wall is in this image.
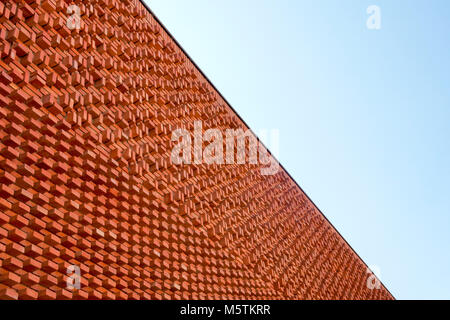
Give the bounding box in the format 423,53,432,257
0,0,393,300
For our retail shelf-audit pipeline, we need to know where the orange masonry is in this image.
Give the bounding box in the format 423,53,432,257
0,0,393,300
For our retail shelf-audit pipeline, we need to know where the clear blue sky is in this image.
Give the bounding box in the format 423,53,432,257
146,0,450,299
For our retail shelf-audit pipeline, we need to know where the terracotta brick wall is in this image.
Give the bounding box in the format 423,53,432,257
0,0,393,300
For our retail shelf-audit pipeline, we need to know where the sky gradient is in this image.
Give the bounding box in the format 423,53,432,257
146,0,450,299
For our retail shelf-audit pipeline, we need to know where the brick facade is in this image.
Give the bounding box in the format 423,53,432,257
0,0,393,299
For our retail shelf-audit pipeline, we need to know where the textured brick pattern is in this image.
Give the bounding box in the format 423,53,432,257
0,0,393,300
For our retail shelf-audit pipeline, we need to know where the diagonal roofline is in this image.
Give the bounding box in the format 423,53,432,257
137,0,395,299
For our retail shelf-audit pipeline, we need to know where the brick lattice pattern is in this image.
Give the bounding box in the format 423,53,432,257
0,0,393,300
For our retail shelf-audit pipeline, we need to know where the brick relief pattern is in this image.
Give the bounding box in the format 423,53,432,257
0,0,393,299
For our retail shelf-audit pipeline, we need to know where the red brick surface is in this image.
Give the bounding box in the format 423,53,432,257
0,0,393,300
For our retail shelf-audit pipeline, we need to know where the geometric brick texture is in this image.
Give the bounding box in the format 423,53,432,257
0,0,393,299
